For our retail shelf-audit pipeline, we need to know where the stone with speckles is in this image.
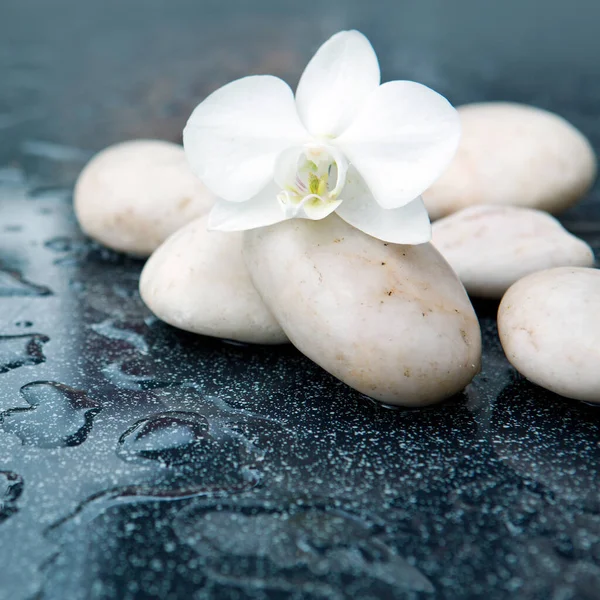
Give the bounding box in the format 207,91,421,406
244,215,482,406
74,140,215,256
423,103,597,220
498,266,600,403
140,214,287,345
432,205,595,298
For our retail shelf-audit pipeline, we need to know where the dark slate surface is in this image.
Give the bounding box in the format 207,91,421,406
1,1,599,598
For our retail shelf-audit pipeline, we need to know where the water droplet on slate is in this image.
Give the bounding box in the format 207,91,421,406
102,358,174,391
15,320,33,328
0,382,102,448
117,411,216,467
0,268,52,296
361,395,404,411
0,334,49,373
90,319,149,353
174,501,434,594
44,236,95,266
581,401,600,408
220,339,251,348
44,236,77,252
0,471,24,524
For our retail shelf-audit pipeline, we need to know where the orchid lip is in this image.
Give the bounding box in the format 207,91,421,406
274,143,348,221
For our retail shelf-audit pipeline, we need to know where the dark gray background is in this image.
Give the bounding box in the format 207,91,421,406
1,1,599,599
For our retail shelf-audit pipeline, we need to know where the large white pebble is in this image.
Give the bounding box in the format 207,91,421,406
75,140,215,256
498,267,600,403
140,215,287,345
432,205,594,298
423,103,597,219
244,216,482,406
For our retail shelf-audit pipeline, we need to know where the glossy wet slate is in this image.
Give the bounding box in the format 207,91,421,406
1,1,600,599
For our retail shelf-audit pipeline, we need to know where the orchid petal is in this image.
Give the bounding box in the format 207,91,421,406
208,183,288,231
335,168,431,244
184,76,309,203
273,146,304,192
295,30,380,138
336,81,460,209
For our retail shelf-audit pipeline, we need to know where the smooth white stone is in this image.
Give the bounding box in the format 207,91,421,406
140,215,287,345
498,267,600,404
75,140,215,256
423,103,597,220
432,205,595,298
244,216,481,406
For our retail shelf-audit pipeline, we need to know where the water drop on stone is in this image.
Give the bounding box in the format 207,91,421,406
0,267,52,296
0,382,102,448
15,320,33,328
117,411,214,467
102,359,173,391
0,334,49,373
44,236,77,252
90,319,149,353
174,501,434,594
0,471,23,524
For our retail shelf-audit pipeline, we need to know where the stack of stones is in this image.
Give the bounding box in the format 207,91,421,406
74,102,599,407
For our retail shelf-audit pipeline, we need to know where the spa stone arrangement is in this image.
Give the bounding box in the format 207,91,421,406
74,31,598,408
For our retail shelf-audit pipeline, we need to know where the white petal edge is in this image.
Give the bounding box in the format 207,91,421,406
335,80,460,209
335,168,431,244
184,75,309,203
208,182,289,232
295,30,380,139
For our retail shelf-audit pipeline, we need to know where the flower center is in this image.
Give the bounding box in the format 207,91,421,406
275,144,347,220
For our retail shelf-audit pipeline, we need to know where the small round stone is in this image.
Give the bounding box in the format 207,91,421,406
432,205,594,298
423,103,597,219
244,215,481,406
498,267,600,404
140,215,287,345
74,140,215,256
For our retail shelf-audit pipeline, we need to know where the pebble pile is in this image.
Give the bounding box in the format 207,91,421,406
74,102,598,406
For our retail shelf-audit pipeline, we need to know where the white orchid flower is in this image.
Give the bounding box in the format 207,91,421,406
184,30,460,244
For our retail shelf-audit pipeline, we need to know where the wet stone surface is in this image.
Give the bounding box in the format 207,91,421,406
0,269,53,298
0,471,24,524
0,334,50,374
1,1,600,599
0,382,102,448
